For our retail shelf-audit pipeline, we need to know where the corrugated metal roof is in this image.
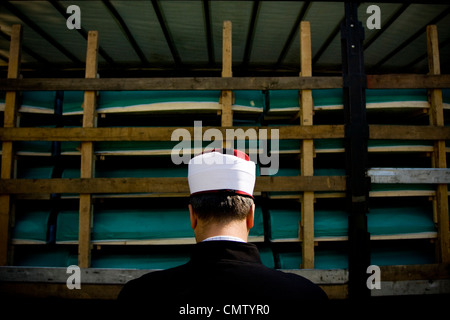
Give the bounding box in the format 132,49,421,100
0,1,450,77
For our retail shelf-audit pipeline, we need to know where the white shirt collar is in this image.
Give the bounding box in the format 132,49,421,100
202,235,246,243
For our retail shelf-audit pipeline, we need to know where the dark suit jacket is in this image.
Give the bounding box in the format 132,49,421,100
118,241,328,317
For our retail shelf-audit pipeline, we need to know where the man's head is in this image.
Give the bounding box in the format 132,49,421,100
187,149,256,242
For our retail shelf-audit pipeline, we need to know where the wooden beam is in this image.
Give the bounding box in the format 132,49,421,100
427,25,450,264
1,125,448,142
2,74,450,91
0,24,22,266
0,76,343,91
369,125,450,140
299,21,314,269
79,31,99,269
0,176,346,195
367,74,450,89
368,168,450,184
221,21,233,130
0,125,346,142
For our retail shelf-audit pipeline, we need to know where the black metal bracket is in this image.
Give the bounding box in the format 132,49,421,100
341,2,371,300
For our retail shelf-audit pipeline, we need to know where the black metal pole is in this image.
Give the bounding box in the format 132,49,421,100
341,2,371,299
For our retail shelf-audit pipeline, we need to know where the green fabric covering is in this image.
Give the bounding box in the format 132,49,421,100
368,205,435,235
258,247,275,269
56,206,265,242
267,90,298,110
91,253,191,269
442,89,450,103
278,243,434,269
233,91,264,108
62,91,84,114
16,141,53,154
279,250,349,270
21,91,56,112
371,243,434,266
268,89,429,111
366,89,428,103
312,89,343,107
277,139,433,152
250,207,264,238
56,211,79,242
13,248,77,267
62,166,188,179
61,141,81,154
269,208,300,239
270,205,434,240
97,91,221,110
17,165,54,179
12,210,50,242
56,209,193,242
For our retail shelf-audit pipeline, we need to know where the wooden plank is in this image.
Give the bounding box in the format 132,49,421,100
427,25,450,264
0,24,22,266
0,76,343,91
0,176,347,195
368,168,450,184
367,74,450,89
369,125,450,140
79,31,99,269
0,282,122,300
0,266,348,286
0,125,346,141
221,21,233,132
299,21,314,269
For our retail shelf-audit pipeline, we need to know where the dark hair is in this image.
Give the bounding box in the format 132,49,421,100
189,192,254,224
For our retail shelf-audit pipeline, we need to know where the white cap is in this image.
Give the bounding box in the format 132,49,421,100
188,149,256,198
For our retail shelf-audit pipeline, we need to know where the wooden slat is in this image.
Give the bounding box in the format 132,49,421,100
367,74,450,89
368,168,450,184
1,74,448,91
221,20,233,136
369,125,450,140
0,176,346,195
0,24,22,266
79,31,99,269
0,125,346,141
299,21,314,269
0,76,343,91
427,25,450,264
1,124,447,142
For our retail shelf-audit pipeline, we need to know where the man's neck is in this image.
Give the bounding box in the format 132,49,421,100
202,235,246,243
195,220,249,243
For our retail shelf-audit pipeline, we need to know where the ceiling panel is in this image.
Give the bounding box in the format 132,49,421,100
111,0,173,64
0,1,449,76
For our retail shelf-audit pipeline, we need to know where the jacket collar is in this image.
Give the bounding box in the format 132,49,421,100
190,240,262,264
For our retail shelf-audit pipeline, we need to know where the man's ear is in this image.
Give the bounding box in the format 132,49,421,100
246,203,255,230
189,204,197,230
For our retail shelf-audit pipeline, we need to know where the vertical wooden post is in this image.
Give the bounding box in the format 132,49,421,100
0,25,22,266
427,25,449,264
221,21,233,131
299,21,315,269
78,31,98,268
